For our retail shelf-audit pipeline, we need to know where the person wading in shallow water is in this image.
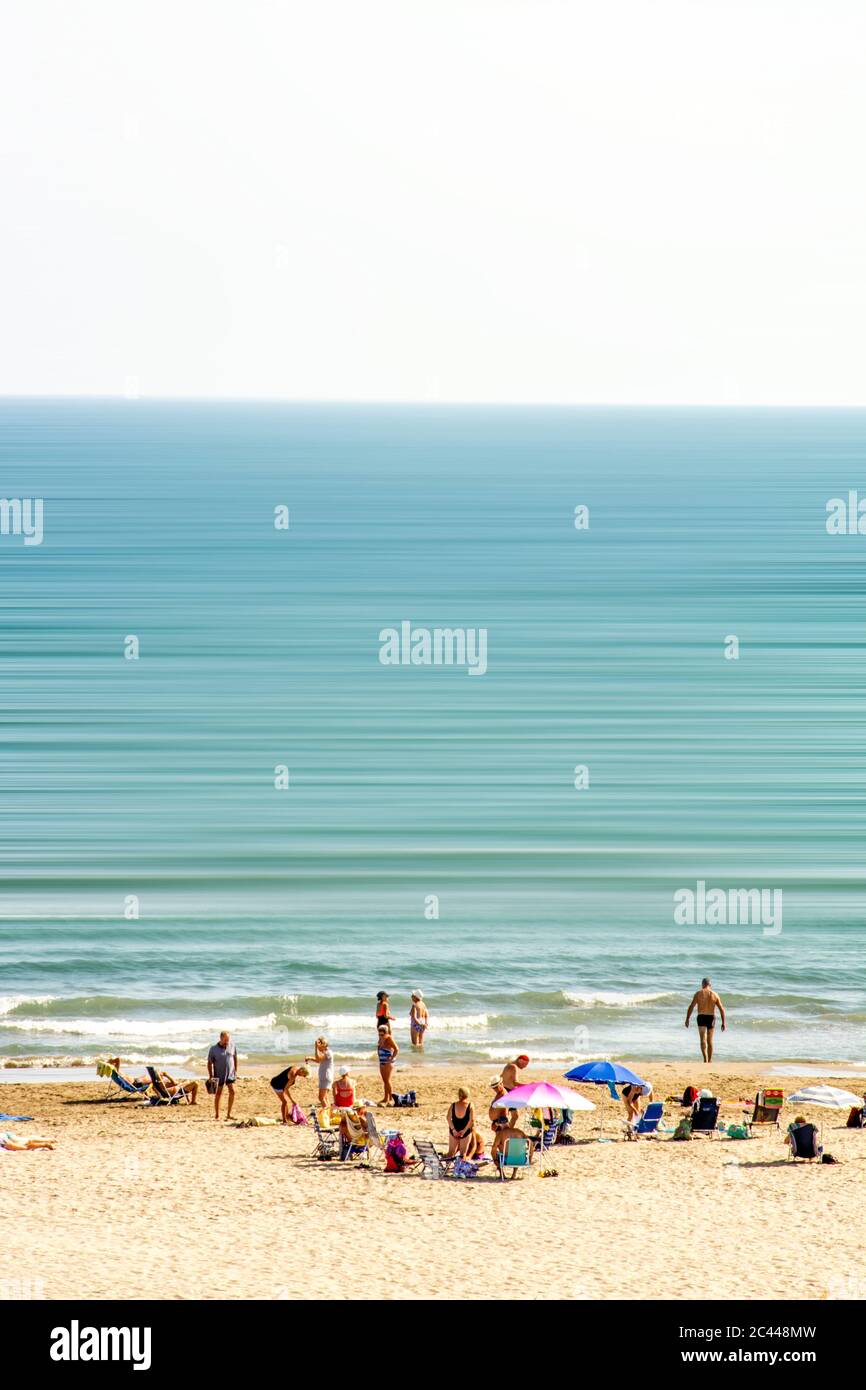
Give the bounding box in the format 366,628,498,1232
685,978,727,1062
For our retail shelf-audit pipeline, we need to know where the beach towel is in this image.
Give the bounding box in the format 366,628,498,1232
0,1114,33,1122
233,1115,279,1127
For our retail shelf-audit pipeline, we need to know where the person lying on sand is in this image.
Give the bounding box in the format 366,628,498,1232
270,1064,309,1124
1,1132,55,1151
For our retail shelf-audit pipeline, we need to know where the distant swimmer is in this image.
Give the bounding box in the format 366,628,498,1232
685,978,726,1062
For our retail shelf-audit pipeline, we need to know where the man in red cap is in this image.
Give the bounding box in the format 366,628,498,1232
500,1054,529,1093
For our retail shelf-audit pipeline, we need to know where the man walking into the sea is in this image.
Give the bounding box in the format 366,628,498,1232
685,979,726,1063
207,1029,238,1120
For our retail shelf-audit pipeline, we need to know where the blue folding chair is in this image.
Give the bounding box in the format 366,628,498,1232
632,1101,664,1136
97,1061,150,1101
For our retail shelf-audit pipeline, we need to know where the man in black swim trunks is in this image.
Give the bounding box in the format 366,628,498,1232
685,978,726,1062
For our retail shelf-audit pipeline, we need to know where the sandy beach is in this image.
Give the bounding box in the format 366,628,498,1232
3,1060,866,1302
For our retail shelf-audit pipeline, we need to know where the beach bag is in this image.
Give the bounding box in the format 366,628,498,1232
205,1077,219,1095
290,1103,307,1126
673,1117,692,1141
682,1086,698,1107
393,1091,417,1108
846,1106,863,1129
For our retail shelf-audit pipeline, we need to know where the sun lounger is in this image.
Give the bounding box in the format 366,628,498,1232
498,1135,531,1180
750,1088,783,1130
788,1122,822,1162
145,1065,193,1105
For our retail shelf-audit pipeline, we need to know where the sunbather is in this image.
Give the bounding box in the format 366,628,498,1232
784,1115,808,1151
491,1121,528,1162
333,1069,355,1109
447,1088,476,1157
106,1057,149,1089
152,1070,198,1104
1,1132,54,1151
339,1107,368,1159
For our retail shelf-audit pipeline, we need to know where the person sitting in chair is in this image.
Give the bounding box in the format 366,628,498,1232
152,1069,198,1105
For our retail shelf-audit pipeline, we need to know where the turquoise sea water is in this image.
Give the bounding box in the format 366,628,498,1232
1,401,866,1069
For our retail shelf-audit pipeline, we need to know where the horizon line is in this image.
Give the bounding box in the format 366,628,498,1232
2,393,866,410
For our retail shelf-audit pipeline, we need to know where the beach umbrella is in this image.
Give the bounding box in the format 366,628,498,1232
563,1060,648,1137
787,1085,862,1110
492,1081,594,1153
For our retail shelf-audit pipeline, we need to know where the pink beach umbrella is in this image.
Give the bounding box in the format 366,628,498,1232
492,1081,594,1152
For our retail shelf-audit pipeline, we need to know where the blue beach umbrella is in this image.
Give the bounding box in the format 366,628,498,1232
564,1060,648,1137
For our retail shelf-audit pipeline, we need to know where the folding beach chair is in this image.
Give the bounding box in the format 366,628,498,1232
338,1112,370,1162
497,1135,531,1181
414,1138,453,1179
629,1100,665,1137
361,1111,401,1169
97,1061,150,1101
788,1123,822,1163
690,1096,721,1137
145,1066,192,1106
750,1088,783,1131
311,1108,339,1160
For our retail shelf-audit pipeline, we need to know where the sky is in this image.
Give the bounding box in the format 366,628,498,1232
1,1,864,404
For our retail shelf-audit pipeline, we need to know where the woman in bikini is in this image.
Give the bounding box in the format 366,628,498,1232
409,991,429,1048
376,1025,398,1105
446,1087,475,1157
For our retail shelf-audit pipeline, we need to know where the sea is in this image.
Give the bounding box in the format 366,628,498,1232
1,400,866,1072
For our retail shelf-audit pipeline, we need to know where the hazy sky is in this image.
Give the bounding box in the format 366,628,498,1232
2,1,864,403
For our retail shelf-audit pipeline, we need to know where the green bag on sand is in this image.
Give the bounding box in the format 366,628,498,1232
727,1124,750,1140
672,1118,692,1141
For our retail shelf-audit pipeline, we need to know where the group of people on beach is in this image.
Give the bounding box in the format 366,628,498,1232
124,978,728,1131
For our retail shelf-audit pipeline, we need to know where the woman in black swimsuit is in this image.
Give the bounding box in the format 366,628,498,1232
446,1087,475,1157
